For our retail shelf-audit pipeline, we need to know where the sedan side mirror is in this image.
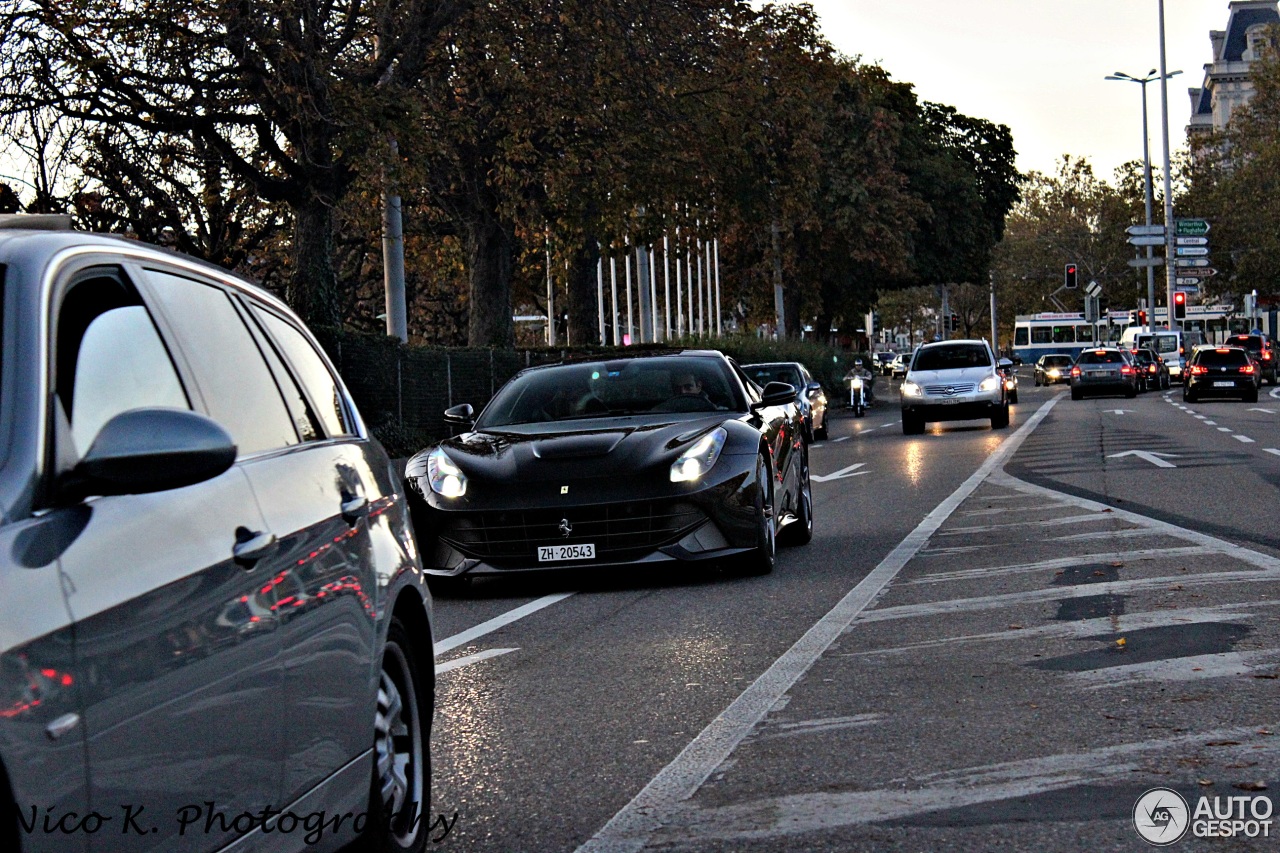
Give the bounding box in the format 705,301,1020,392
443,403,475,427
60,409,236,503
753,381,797,410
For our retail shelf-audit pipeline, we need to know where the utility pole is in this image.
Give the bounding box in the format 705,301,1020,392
1157,0,1178,332
381,139,407,342
989,271,998,352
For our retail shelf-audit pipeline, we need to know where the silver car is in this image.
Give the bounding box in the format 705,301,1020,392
1070,347,1139,399
900,340,1010,434
0,221,435,853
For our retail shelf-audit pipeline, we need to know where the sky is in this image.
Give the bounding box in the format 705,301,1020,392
807,0,1235,181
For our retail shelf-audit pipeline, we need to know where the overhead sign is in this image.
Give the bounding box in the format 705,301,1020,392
1175,246,1209,257
1176,236,1209,246
1128,235,1165,247
1127,224,1165,236
1176,218,1210,236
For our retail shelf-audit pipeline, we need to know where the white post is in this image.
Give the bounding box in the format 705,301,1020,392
713,237,722,337
545,234,555,346
686,235,695,337
624,241,634,344
649,246,659,342
597,256,606,344
675,228,684,336
610,254,619,346
663,233,672,341
1158,0,1178,332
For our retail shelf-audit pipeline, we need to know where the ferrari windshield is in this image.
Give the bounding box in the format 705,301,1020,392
476,356,745,427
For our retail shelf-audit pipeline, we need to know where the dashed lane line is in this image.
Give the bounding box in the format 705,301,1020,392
434,592,576,656
436,647,519,674
1234,434,1256,443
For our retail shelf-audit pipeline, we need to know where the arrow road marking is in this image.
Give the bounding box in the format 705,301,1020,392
812,462,869,483
1105,409,1133,415
1106,450,1180,468
1266,449,1280,458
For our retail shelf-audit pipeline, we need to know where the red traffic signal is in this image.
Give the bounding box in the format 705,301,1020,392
1173,291,1187,320
1064,264,1078,289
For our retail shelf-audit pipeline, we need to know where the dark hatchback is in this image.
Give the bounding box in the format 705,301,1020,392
1070,348,1138,399
406,351,813,587
1129,347,1170,392
0,222,434,853
1184,346,1260,403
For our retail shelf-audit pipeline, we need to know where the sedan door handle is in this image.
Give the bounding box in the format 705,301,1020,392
233,529,277,566
341,495,369,524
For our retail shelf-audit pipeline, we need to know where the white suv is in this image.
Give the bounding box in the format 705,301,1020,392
900,339,1009,434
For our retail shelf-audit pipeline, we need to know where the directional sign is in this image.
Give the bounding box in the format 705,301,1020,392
1175,246,1210,257
1128,256,1165,268
1175,284,1200,293
1176,236,1209,246
1176,218,1210,236
1106,450,1180,468
1128,235,1166,247
1127,224,1166,236
811,462,868,483
1176,277,1205,286
1175,257,1210,268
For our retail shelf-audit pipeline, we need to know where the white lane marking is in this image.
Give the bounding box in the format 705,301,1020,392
1248,408,1276,414
751,713,886,742
1070,651,1277,690
1051,527,1165,542
1267,449,1280,457
436,647,519,674
934,513,1110,535
1204,420,1218,425
812,462,868,483
959,504,1070,516
1270,386,1280,399
901,545,1215,585
855,569,1280,624
879,423,896,429
1194,415,1208,420
1218,427,1233,432
434,592,575,656
1234,434,1256,443
832,436,850,442
573,394,1066,853
1106,450,1178,468
1105,409,1132,415
651,726,1280,844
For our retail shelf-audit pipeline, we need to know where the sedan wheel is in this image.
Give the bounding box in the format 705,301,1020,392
781,447,813,546
740,455,776,576
366,619,429,852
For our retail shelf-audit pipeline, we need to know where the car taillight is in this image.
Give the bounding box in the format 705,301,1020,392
1148,365,1157,373
1241,363,1256,374
1264,351,1273,361
1190,365,1208,375
1071,366,1081,377
1120,365,1134,375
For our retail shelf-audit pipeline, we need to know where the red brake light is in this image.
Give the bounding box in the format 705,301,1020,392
1241,363,1256,374
1190,365,1209,375
1071,366,1081,377
1120,365,1134,375
1148,365,1157,373
1264,351,1273,361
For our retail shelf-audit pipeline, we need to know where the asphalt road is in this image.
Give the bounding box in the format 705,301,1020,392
426,373,1280,852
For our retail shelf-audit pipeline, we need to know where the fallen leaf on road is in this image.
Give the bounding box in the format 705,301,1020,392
1226,761,1259,769
1116,638,1127,648
1092,570,1106,577
1102,508,1114,513
1234,781,1268,792
1111,561,1124,567
1198,779,1214,786
1259,729,1275,736
1008,624,1024,630
1206,740,1242,747
1252,674,1279,680
1170,584,1184,591
1192,667,1203,672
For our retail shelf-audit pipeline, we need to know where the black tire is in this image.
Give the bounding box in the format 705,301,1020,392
814,421,828,441
1184,389,1196,403
364,617,431,853
1246,389,1259,403
740,455,776,576
780,447,813,547
1034,376,1041,387
991,404,1010,429
902,413,925,435
1070,388,1082,401
1124,388,1137,399
1009,390,1018,405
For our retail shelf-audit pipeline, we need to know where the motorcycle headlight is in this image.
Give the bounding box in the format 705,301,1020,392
979,375,1001,392
851,376,864,389
427,447,467,498
670,427,727,483
901,381,922,397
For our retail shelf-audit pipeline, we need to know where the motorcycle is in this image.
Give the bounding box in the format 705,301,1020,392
849,374,867,417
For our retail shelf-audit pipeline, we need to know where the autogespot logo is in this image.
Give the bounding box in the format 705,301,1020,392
1133,787,1190,846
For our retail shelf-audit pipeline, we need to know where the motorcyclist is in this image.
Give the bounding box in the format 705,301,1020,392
842,359,876,407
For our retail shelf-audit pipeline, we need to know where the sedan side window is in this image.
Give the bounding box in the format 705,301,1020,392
55,274,189,456
143,270,298,455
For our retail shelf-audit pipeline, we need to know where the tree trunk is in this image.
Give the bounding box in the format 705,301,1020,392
784,286,803,340
566,235,601,345
289,196,341,329
465,214,515,348
814,313,832,347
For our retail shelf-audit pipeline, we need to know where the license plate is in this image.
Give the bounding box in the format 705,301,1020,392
1089,371,1109,378
938,397,961,404
1213,381,1235,387
538,543,595,562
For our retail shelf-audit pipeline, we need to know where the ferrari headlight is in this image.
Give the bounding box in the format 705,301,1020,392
427,447,467,498
901,381,923,397
670,427,727,483
979,375,1001,392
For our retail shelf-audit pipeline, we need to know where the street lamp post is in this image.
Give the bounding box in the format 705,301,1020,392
1106,67,1180,336
1157,0,1179,333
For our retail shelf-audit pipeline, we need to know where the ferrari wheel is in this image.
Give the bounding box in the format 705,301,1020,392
781,447,813,546
740,454,775,576
364,618,430,853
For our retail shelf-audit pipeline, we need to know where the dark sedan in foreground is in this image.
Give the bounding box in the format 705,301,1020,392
407,351,813,587
1184,346,1259,403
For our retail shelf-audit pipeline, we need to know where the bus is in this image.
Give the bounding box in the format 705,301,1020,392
1011,312,1129,363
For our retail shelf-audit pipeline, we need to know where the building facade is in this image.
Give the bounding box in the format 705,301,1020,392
1188,1,1279,139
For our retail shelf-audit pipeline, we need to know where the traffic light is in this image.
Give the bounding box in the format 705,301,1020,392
1064,263,1078,289
950,313,960,332
1138,309,1147,327
1173,291,1187,320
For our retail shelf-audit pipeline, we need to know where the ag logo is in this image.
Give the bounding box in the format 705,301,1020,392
1133,787,1189,845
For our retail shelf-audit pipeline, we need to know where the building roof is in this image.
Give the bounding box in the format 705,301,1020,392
1220,2,1279,62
